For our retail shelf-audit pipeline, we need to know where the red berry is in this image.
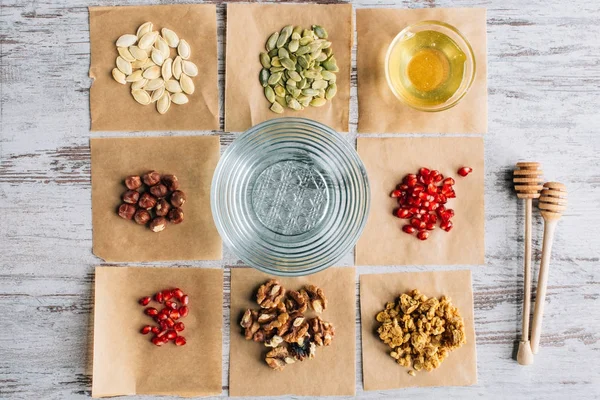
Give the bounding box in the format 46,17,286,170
180,295,189,306
179,306,189,318
139,296,151,306
145,307,158,316
173,288,184,300
154,292,164,303
457,167,472,177
402,225,416,234
175,336,186,346
140,325,152,335
174,322,185,332
391,190,401,198
417,231,429,240
166,330,177,340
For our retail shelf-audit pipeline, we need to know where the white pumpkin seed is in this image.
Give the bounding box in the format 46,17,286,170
151,48,164,66
177,39,190,60
136,22,153,38
112,68,126,84
125,70,143,82
117,47,136,62
144,78,164,91
162,58,173,81
116,34,137,47
179,73,195,94
161,28,180,48
141,59,156,70
155,35,170,59
172,56,182,80
131,79,148,90
182,60,198,77
142,65,161,79
131,89,151,105
131,59,146,69
116,56,132,75
171,92,188,105
138,31,158,50
151,87,165,103
157,92,171,114
129,46,148,61
165,79,182,93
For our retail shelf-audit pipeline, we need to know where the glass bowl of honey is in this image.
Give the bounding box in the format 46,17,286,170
385,21,476,112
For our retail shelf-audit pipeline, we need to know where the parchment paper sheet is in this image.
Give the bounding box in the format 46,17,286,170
91,136,221,262
225,3,353,132
356,137,484,265
360,270,477,390
89,4,219,131
92,266,223,397
229,267,356,396
357,8,487,134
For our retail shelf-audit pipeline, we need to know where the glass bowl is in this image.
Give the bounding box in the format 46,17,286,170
211,118,370,276
385,20,476,112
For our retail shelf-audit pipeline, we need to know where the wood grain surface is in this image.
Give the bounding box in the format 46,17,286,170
1,0,599,399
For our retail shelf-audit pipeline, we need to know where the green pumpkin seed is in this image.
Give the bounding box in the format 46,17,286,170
276,25,293,48
299,36,314,46
312,79,328,90
286,80,297,88
302,29,312,37
312,25,328,39
274,85,286,97
259,68,270,87
321,41,332,49
289,86,302,98
288,70,302,82
298,77,307,89
270,102,284,113
302,88,319,96
323,47,332,57
310,50,322,60
270,56,281,67
264,85,276,103
268,72,283,85
280,57,295,71
287,97,302,110
321,70,336,81
297,55,309,69
317,88,326,98
325,83,337,100
288,39,299,52
275,95,286,107
292,26,303,37
296,45,310,55
322,56,339,72
315,52,328,62
303,70,321,80
278,48,289,59
310,97,327,107
268,48,278,58
307,41,322,53
270,66,285,73
298,95,312,107
266,32,279,51
260,52,271,69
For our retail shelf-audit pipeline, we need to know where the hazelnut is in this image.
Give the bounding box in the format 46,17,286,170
170,190,186,207
138,192,157,209
134,209,151,225
149,184,168,198
142,170,161,186
122,190,140,204
155,199,171,217
168,207,184,224
149,217,167,233
162,174,180,191
125,175,142,190
118,203,136,220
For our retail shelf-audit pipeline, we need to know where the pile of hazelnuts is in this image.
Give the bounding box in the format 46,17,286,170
117,170,186,232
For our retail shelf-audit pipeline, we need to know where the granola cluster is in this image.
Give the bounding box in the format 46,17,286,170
376,289,466,375
240,279,335,371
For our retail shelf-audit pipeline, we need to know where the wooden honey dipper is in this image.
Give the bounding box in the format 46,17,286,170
530,182,567,354
513,162,544,365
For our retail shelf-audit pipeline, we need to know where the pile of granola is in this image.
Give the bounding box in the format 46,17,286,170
240,279,335,370
376,289,466,376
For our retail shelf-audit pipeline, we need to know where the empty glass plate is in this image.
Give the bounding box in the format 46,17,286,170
211,118,370,276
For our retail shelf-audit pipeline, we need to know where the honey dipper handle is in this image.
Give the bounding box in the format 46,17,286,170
531,220,557,354
521,200,533,341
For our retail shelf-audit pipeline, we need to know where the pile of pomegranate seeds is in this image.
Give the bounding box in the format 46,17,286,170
391,167,472,240
139,288,189,346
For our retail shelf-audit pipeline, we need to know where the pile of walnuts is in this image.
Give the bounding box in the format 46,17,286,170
117,170,186,232
240,279,335,371
376,289,466,376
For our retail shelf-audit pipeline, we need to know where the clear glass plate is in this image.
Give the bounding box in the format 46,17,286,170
211,118,370,276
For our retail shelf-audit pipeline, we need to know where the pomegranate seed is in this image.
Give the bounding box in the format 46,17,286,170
157,329,168,338
145,307,158,317
446,190,456,199
139,296,151,306
398,184,409,191
440,220,453,231
443,177,455,186
429,214,438,223
419,221,426,230
154,292,164,303
443,209,455,221
175,336,186,346
412,185,424,194
141,325,152,335
165,318,175,328
406,178,417,188
409,207,419,215
173,288,184,300
166,330,177,340
402,225,416,234
457,167,472,177
419,167,430,176
433,173,443,183
430,170,440,178
423,175,433,184
159,321,168,330
181,295,189,305
165,301,177,310
410,218,421,228
162,290,174,301
157,311,169,321
396,208,412,219
390,190,401,198
403,174,417,183
151,326,160,334
170,310,180,320
418,208,427,215
426,184,437,195
152,337,165,346
427,202,438,211
417,231,429,240
174,322,185,332
425,223,436,230
179,306,189,318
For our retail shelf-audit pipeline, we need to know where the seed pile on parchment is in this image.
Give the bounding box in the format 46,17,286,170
240,279,336,371
112,22,197,114
259,25,339,113
376,289,466,376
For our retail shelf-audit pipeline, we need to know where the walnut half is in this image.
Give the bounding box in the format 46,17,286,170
310,316,335,346
303,285,327,313
265,346,296,371
256,279,286,309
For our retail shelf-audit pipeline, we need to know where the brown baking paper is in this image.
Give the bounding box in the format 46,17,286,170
225,3,353,133
356,137,484,265
92,266,223,397
91,136,221,262
89,4,219,131
360,270,477,390
357,8,487,134
229,267,356,397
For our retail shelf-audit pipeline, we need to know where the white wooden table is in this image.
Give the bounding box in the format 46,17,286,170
1,0,599,399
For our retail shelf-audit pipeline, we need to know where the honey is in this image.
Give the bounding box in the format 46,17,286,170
387,29,467,108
